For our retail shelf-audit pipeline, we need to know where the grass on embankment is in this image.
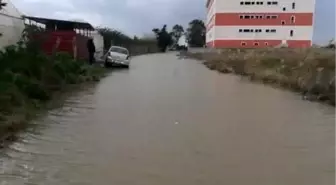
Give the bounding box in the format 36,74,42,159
187,48,335,106
0,44,107,143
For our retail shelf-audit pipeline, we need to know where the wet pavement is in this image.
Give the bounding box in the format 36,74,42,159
0,53,335,185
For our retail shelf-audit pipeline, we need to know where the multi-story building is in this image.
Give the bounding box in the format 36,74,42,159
206,0,316,48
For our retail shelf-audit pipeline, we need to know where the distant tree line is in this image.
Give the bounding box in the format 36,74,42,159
96,27,156,51
96,27,159,55
152,19,206,52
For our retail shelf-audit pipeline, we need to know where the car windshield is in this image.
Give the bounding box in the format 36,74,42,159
110,47,128,55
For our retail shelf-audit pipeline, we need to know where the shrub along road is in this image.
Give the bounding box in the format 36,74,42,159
0,44,107,144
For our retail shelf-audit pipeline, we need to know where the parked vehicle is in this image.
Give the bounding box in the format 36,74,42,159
177,34,188,51
104,46,131,68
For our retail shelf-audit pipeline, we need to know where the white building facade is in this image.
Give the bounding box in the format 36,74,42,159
206,0,316,48
0,0,25,49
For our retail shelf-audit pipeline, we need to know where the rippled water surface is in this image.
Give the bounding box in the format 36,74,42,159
1,53,334,185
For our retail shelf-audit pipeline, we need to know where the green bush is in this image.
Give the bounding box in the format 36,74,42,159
0,39,106,136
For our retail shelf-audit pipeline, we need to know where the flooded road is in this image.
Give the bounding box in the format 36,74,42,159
0,53,334,185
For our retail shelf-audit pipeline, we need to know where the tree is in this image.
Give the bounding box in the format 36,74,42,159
170,24,184,45
96,27,157,54
152,24,172,52
187,19,206,47
96,27,133,50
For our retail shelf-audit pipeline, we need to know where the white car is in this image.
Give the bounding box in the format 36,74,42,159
104,46,131,68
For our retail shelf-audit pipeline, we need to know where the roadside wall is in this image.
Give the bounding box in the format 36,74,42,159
92,31,104,61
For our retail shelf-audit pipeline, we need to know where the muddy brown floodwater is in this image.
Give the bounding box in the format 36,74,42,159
0,53,335,185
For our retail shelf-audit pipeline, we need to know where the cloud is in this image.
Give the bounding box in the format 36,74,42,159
10,0,205,36
10,0,336,43
53,11,103,26
18,0,75,10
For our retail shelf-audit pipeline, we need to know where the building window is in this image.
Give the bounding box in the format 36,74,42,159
265,42,269,46
291,16,295,23
241,1,264,5
283,7,286,11
241,14,272,19
254,42,259,46
241,42,247,46
266,29,276,33
267,1,277,5
281,20,285,25
292,2,296,9
243,29,261,33
290,30,294,36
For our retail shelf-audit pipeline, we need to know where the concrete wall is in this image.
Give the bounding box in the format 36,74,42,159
0,0,25,49
92,31,105,61
206,26,215,42
207,0,216,23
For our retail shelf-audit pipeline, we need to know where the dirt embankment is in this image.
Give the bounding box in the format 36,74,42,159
187,48,335,106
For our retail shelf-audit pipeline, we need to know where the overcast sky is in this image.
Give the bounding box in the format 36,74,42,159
11,0,335,44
